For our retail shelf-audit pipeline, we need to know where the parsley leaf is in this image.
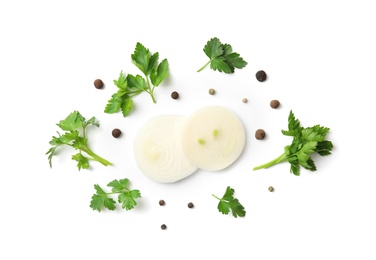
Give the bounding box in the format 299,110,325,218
46,111,113,170
104,72,140,117
72,153,89,170
90,178,141,212
90,185,117,212
212,186,246,218
104,43,169,117
56,111,84,131
253,110,334,175
197,37,247,74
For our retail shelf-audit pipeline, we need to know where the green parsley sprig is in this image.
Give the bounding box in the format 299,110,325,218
212,186,246,218
46,110,112,170
90,178,141,212
197,37,247,74
253,110,333,175
104,42,169,117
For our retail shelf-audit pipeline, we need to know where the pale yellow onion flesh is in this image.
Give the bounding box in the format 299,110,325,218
133,115,198,183
181,106,246,171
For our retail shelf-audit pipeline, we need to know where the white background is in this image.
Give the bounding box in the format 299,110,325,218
1,0,375,259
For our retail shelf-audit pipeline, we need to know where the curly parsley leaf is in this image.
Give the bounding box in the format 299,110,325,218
90,178,141,212
197,37,247,74
253,110,333,175
46,111,112,170
212,186,246,218
105,43,169,117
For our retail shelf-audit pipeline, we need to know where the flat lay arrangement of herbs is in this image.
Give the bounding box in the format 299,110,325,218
46,38,333,221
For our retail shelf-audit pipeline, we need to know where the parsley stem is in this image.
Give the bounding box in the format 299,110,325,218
82,127,86,139
212,194,221,200
81,146,113,166
145,75,156,103
105,189,130,196
253,152,287,170
197,60,211,72
149,91,156,103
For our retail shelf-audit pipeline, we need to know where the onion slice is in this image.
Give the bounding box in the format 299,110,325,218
133,115,198,183
181,106,246,171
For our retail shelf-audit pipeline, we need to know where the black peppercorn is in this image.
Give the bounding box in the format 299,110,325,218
112,128,122,138
171,91,179,99
187,202,194,208
94,79,104,89
255,70,267,82
159,200,165,206
255,129,266,140
161,224,167,230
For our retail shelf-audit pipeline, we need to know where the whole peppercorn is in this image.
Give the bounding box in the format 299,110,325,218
161,224,167,230
171,91,179,99
268,186,275,192
255,70,267,82
112,128,122,138
159,200,165,206
255,129,266,140
187,202,194,208
94,79,104,89
242,98,248,103
270,100,280,109
208,88,215,95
